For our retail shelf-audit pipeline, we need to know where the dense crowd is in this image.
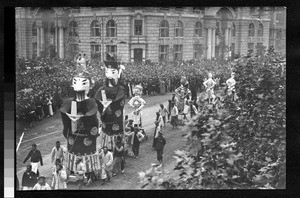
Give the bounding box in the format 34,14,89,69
16,56,232,127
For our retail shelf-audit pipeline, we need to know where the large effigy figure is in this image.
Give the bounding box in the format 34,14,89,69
128,85,146,127
175,76,191,114
60,71,101,174
94,61,126,151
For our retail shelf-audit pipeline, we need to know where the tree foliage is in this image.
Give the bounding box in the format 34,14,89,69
139,51,286,189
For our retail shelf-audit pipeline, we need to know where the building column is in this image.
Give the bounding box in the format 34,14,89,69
59,26,64,59
142,49,145,62
131,49,134,62
206,28,212,59
41,27,44,51
55,26,58,52
37,27,41,57
212,28,216,58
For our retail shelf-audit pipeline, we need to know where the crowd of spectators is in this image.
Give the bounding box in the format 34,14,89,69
16,56,232,129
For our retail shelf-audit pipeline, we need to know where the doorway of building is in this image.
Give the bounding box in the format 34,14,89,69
134,48,143,62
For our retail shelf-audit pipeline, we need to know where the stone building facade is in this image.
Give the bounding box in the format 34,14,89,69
15,7,286,62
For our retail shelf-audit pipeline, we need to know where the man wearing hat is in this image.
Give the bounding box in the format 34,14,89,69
23,143,43,177
32,176,51,190
154,130,166,165
94,60,126,151
226,72,237,101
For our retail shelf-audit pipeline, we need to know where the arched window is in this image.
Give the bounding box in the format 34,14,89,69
232,23,236,37
50,21,55,35
91,20,100,37
159,20,169,37
175,21,183,37
194,22,202,37
69,21,78,37
276,31,282,46
258,23,263,37
106,20,117,37
32,21,37,36
248,23,255,37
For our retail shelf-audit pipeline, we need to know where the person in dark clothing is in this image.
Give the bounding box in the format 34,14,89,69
154,131,166,164
132,127,141,159
152,121,160,148
21,164,38,190
23,143,43,177
112,137,124,176
167,100,172,122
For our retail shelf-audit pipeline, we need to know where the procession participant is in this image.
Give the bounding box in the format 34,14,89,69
94,60,126,151
23,143,43,177
158,104,169,126
60,71,100,180
50,141,66,165
226,72,237,101
203,73,216,104
171,94,178,107
170,102,179,128
74,156,86,189
154,131,166,165
152,121,160,148
99,146,113,185
128,85,146,127
167,100,172,122
21,164,38,190
112,137,124,176
32,176,51,190
156,111,163,130
175,76,191,114
52,159,66,176
186,100,198,120
51,164,67,190
132,127,143,159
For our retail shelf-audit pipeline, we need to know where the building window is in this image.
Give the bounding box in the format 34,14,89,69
194,22,202,37
250,7,256,14
175,21,184,37
91,20,100,37
173,45,183,60
276,12,284,26
32,43,37,58
91,44,101,59
70,44,79,53
231,43,235,57
106,45,117,60
193,44,203,59
222,27,225,36
71,7,80,14
69,21,78,37
258,23,263,37
91,7,101,11
276,31,282,46
248,42,254,54
50,21,55,35
159,45,169,61
106,20,117,37
160,7,169,11
248,23,255,37
175,7,184,11
159,20,169,37
134,20,143,35
32,21,37,36
232,23,236,37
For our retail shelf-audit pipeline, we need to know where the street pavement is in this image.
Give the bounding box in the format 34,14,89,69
16,93,190,190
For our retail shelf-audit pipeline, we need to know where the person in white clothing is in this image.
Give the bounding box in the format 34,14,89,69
156,111,163,130
74,156,86,189
170,103,179,128
32,176,51,190
51,164,67,190
158,104,169,126
226,72,237,101
99,146,114,185
50,141,66,165
203,73,216,104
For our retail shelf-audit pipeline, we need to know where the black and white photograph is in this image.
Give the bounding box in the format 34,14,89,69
15,7,286,190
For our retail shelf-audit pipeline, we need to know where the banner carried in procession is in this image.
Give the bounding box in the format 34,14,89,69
66,152,102,173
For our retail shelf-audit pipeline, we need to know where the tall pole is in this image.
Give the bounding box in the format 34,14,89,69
102,17,104,63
